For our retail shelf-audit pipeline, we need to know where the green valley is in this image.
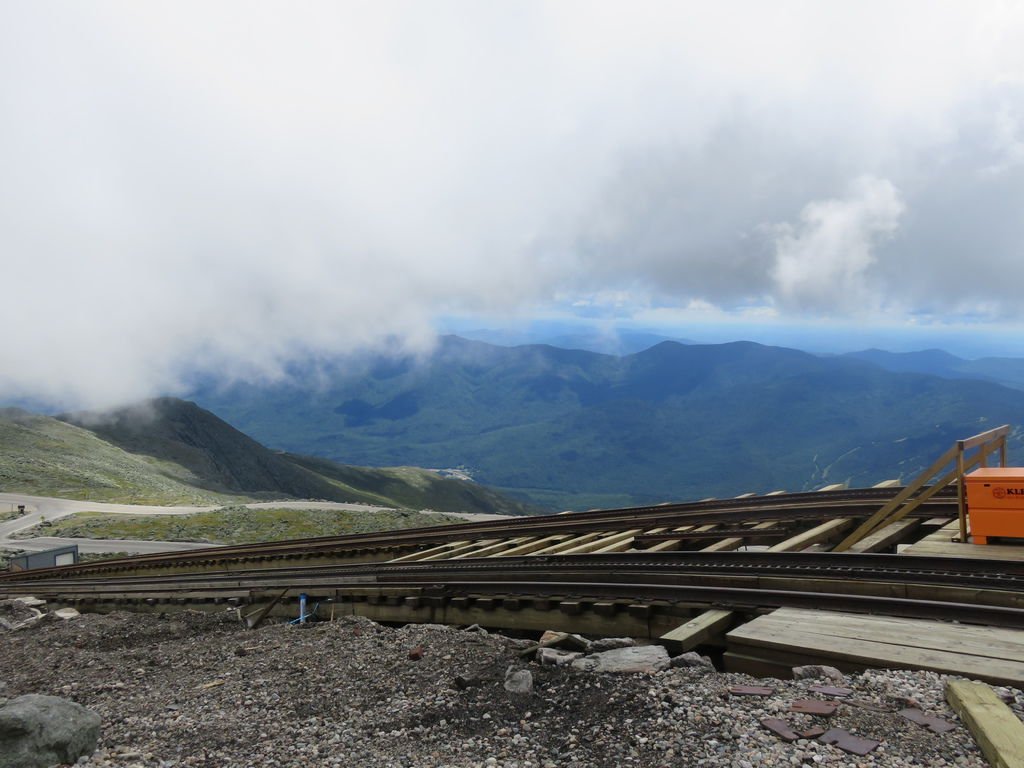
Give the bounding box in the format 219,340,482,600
192,337,1024,509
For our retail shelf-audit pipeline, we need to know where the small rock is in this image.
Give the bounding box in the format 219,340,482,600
792,665,845,683
669,651,715,671
453,674,479,690
408,646,425,661
539,630,590,652
504,666,533,694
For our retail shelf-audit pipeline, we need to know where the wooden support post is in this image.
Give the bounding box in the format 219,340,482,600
958,449,968,544
592,530,651,553
497,535,571,557
946,679,1024,768
558,530,642,555
702,521,777,552
847,518,921,553
660,609,733,651
529,532,606,555
839,425,1009,552
452,537,533,559
768,518,852,552
388,541,473,563
673,516,849,650
834,442,959,552
243,588,288,630
640,526,698,553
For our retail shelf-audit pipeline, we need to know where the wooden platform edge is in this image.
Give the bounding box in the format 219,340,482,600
946,679,1024,768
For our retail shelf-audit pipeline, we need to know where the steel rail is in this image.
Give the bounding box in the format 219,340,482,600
5,552,1023,597
415,580,1024,629
8,571,1021,630
0,487,957,581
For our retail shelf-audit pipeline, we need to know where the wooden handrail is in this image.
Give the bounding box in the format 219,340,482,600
832,425,1011,552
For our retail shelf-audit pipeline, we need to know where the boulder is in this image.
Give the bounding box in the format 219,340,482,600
572,645,670,674
792,665,845,683
0,694,100,768
670,651,715,671
503,667,533,695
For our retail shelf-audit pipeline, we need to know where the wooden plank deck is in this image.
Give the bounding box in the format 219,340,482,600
725,607,1024,687
902,519,1024,561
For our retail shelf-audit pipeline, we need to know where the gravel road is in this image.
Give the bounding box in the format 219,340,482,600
0,493,509,556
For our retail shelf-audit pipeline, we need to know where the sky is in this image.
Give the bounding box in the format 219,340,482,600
2,1,1024,407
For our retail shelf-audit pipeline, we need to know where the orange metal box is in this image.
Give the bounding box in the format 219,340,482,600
965,467,1024,544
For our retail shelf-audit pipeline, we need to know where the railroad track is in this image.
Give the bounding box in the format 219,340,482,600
4,549,1023,628
0,486,957,580
5,551,1022,592
5,483,1023,685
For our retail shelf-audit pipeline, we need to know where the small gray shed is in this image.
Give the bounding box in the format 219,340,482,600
7,545,79,571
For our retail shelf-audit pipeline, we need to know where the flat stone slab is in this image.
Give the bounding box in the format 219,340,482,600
729,685,775,697
791,699,839,716
761,718,799,742
818,728,880,756
571,645,670,673
899,707,956,733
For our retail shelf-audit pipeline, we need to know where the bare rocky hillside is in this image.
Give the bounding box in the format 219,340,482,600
0,608,1016,767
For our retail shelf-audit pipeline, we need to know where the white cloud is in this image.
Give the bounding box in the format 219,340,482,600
0,1,1023,406
770,177,905,314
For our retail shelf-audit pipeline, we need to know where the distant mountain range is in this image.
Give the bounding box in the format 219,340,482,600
0,399,536,515
190,336,1024,509
842,349,1024,391
457,328,695,356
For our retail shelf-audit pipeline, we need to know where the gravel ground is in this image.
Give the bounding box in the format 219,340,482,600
0,610,1019,768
